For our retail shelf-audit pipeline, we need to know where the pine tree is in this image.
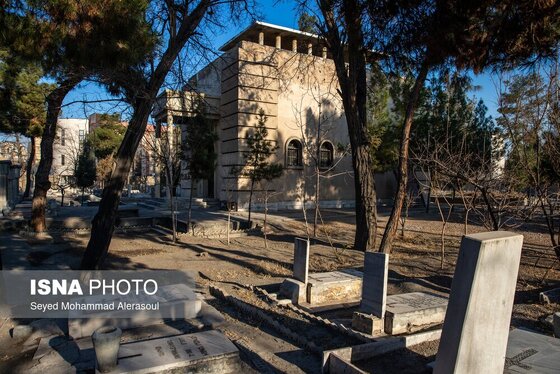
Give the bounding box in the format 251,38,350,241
2,0,155,232
183,100,218,230
241,109,283,223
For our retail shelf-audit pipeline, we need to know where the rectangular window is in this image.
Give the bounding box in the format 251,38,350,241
61,128,66,146
61,154,65,166
79,129,85,143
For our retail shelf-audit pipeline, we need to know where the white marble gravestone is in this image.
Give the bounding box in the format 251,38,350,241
384,292,448,334
360,252,389,318
293,237,310,284
434,231,523,374
101,330,241,373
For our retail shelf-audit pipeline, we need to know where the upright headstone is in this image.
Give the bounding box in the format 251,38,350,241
293,237,310,284
360,252,389,317
434,231,523,374
0,161,10,211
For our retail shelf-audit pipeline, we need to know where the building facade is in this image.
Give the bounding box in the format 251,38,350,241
154,22,356,210
51,118,89,186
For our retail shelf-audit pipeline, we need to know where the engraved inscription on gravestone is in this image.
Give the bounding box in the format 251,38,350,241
105,331,239,373
386,292,448,314
505,348,537,370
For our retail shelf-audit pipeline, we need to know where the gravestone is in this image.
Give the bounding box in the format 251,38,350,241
360,252,389,317
293,237,310,283
0,161,9,211
351,252,389,335
434,231,523,374
384,292,448,334
505,328,560,373
101,330,242,373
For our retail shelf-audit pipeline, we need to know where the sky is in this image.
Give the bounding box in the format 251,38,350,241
61,0,501,121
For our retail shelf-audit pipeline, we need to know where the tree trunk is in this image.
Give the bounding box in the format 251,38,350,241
80,100,152,269
23,136,36,198
82,186,85,205
379,60,430,254
248,178,254,223
320,0,377,251
264,189,268,249
165,157,177,242
479,187,499,230
188,178,195,233
31,78,80,232
80,1,211,270
314,167,320,238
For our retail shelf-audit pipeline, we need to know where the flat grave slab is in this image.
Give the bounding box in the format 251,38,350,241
69,283,202,338
505,328,560,374
307,269,363,305
102,330,241,374
385,292,448,335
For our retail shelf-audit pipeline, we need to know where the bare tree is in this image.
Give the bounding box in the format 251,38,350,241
81,0,253,269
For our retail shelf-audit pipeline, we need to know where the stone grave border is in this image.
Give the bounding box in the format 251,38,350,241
321,329,442,373
253,285,375,343
209,285,322,353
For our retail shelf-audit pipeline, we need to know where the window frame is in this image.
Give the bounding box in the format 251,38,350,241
286,139,303,168
319,141,334,169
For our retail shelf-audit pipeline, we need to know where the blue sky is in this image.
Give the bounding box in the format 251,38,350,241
61,0,500,120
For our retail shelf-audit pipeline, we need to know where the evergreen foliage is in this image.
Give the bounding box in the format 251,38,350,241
88,114,126,160
75,140,97,190
241,109,283,221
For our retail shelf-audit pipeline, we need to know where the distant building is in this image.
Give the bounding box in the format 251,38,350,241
154,21,357,209
0,140,27,165
51,118,89,185
0,140,27,191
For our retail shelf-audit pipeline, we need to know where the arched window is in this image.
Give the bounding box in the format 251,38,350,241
320,141,334,168
287,139,303,167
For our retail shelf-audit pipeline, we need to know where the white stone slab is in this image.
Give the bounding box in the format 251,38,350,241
360,252,389,318
384,292,448,334
100,330,240,374
293,237,310,283
386,292,448,314
434,231,523,374
307,270,363,305
505,328,560,373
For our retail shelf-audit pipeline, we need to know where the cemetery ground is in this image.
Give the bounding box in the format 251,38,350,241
0,204,559,373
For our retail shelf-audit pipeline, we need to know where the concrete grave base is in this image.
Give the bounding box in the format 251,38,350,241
279,278,306,304
98,330,241,374
322,329,442,373
428,328,560,373
307,269,363,305
30,330,241,374
384,292,448,335
505,328,560,373
351,312,384,336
